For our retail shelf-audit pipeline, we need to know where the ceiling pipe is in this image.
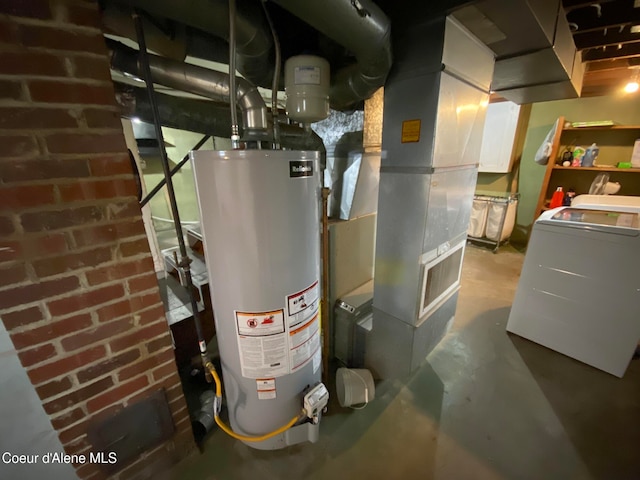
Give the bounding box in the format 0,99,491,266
112,0,274,88
271,0,392,110
108,39,269,137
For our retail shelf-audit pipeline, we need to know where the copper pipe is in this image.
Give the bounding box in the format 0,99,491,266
320,187,331,384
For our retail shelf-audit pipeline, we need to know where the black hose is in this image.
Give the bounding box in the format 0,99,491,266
133,11,209,359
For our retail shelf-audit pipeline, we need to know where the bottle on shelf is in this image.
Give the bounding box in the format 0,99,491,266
582,143,599,167
549,187,564,209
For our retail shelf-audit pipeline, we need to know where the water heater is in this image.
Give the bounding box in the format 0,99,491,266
191,150,323,449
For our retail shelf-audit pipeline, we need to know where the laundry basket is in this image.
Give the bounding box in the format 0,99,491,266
467,192,519,253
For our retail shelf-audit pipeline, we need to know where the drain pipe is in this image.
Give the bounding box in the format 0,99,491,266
133,12,210,367
261,0,282,147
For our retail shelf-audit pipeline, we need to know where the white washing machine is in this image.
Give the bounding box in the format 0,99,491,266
507,207,640,377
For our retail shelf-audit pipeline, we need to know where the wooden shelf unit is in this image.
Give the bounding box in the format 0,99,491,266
534,117,640,217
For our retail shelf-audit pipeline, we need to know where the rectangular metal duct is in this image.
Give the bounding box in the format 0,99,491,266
453,0,585,103
367,16,494,379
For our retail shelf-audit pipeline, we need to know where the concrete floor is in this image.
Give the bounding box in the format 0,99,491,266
170,244,640,480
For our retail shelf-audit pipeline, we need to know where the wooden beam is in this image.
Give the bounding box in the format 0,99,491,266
582,41,640,61
574,26,640,49
586,58,633,70
566,0,640,34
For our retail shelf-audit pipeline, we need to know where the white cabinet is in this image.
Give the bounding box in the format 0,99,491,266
478,101,521,173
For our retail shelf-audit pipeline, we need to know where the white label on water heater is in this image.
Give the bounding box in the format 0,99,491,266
256,378,276,400
235,310,289,379
289,313,321,372
294,66,321,85
287,280,319,328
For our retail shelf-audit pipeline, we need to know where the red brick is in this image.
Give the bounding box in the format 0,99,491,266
136,304,165,326
21,206,103,233
0,51,65,76
0,135,39,158
2,158,90,182
95,299,131,323
33,246,113,278
106,200,142,221
64,436,91,455
1,305,44,330
0,216,15,236
71,56,111,82
76,461,105,480
0,1,51,19
65,3,102,28
88,154,133,176
0,263,27,287
146,335,172,355
10,313,92,349
0,275,80,310
86,376,149,413
87,257,154,287
118,348,175,382
165,383,186,405
47,284,124,316
29,81,115,106
46,132,126,154
19,23,106,54
0,107,78,130
76,348,141,383
129,292,160,313
36,376,73,400
152,360,177,382
127,273,158,294
44,376,114,415
28,345,106,385
110,322,170,353
120,238,150,258
82,107,121,128
0,80,24,100
61,318,133,352
24,233,69,257
58,178,138,202
0,19,18,44
0,240,20,262
74,219,146,248
51,407,85,430
0,185,56,210
17,343,57,367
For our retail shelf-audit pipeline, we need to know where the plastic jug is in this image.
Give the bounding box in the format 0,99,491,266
550,187,564,209
582,143,599,167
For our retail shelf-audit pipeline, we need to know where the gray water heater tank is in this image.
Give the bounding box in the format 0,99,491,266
191,149,323,449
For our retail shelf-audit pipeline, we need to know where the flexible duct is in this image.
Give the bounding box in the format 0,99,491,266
113,0,274,88
108,39,269,135
271,0,392,110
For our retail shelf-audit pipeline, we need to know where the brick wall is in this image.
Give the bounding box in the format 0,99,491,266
0,1,195,478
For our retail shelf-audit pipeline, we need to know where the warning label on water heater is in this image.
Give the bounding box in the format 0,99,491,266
235,310,289,379
286,281,319,327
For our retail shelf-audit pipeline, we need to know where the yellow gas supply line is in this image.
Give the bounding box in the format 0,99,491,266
205,362,303,442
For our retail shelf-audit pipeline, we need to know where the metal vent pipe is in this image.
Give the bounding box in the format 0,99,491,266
113,0,274,88
272,0,392,110
108,39,269,136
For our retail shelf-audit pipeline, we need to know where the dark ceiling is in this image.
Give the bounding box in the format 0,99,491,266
564,0,640,96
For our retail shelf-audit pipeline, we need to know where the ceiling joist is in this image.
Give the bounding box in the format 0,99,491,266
582,41,640,61
574,26,640,49
566,0,640,34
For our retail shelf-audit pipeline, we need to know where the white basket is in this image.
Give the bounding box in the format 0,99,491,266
467,199,489,238
485,201,517,242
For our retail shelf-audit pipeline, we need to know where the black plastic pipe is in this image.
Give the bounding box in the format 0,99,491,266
133,11,209,360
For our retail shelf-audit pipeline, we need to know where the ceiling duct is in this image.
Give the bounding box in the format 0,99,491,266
454,0,585,103
272,0,392,110
108,39,269,137
113,0,274,88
